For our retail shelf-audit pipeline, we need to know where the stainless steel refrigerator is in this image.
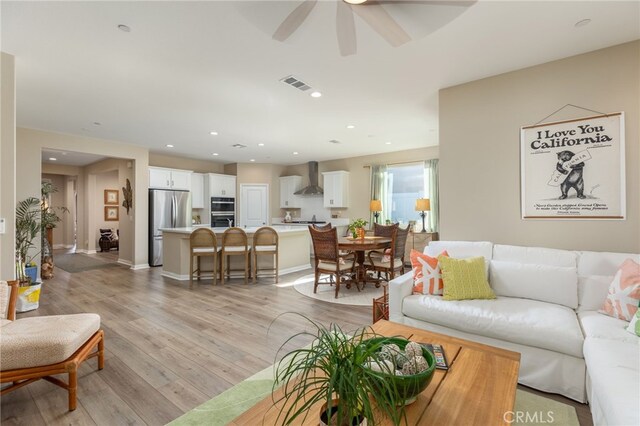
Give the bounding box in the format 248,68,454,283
149,189,191,266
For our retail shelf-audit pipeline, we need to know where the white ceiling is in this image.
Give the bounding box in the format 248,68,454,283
41,149,108,167
3,1,639,165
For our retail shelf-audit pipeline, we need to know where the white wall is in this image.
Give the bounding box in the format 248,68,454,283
0,52,16,278
439,41,640,253
42,173,68,248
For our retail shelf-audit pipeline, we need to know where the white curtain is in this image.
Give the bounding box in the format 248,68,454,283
370,165,390,225
425,159,439,232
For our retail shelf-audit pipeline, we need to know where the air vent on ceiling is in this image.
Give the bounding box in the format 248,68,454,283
232,143,247,149
329,139,341,144
280,75,312,92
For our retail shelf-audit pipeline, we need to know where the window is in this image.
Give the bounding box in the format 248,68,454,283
386,163,427,225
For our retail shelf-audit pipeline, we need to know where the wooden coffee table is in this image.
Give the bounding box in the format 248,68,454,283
230,320,520,425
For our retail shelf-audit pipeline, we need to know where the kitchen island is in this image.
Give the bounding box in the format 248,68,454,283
159,226,311,281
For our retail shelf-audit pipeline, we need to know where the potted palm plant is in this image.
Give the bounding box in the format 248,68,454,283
272,316,435,425
15,196,43,312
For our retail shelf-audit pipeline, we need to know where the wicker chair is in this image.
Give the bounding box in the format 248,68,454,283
366,224,409,281
221,227,251,284
0,280,104,412
312,222,332,231
189,228,221,288
308,226,355,298
252,227,279,283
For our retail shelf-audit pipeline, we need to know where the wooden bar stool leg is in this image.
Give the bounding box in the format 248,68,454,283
213,253,217,286
275,251,279,284
189,253,194,289
244,253,248,284
253,250,257,284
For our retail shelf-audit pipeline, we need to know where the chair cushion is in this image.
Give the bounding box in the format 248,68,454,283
254,245,277,252
0,281,9,320
192,247,220,253
365,257,403,268
0,313,100,370
578,311,636,343
0,319,12,327
318,261,354,272
402,295,584,357
223,246,250,252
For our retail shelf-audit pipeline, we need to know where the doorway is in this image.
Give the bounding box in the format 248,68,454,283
239,184,269,227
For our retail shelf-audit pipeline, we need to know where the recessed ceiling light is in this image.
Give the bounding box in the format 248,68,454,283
258,143,265,147
250,159,255,162
575,19,591,28
385,142,392,145
212,153,219,156
293,151,299,155
344,0,367,4
166,144,174,148
310,91,322,98
210,131,218,136
61,152,67,156
118,24,131,32
49,157,57,161
346,125,355,129
93,122,101,126
329,140,341,144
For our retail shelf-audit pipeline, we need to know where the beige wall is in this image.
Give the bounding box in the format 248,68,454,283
0,52,16,278
149,152,225,173
234,163,287,222
439,41,640,253
283,147,439,221
16,128,150,267
42,164,81,250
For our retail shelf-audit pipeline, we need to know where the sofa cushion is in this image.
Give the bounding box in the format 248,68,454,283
583,338,640,426
489,260,578,309
410,250,448,295
0,313,100,370
578,250,640,277
578,311,636,343
493,244,577,268
577,275,611,312
402,295,584,357
426,241,492,278
599,258,640,321
439,256,495,301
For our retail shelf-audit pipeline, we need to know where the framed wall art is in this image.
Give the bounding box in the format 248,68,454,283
520,112,625,220
104,206,119,221
104,189,119,205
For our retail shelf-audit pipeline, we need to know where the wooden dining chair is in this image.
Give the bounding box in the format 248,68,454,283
221,227,251,284
252,226,279,283
0,280,104,412
308,226,355,298
189,228,221,288
366,224,409,281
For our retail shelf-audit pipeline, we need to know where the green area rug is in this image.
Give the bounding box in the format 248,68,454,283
168,365,579,426
54,253,123,273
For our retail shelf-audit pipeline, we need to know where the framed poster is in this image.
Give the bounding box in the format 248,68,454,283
520,112,625,219
104,189,119,205
104,206,119,221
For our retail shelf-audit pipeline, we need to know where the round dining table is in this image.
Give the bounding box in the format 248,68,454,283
338,236,392,289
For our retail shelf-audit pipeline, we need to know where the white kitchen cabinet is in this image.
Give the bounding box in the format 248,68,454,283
322,171,349,208
191,173,205,208
149,167,192,190
279,175,302,208
208,173,236,197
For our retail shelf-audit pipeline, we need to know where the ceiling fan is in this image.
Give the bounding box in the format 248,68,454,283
272,0,475,56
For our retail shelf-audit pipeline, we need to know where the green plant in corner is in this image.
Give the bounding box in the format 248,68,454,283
15,197,41,284
347,218,368,239
272,314,406,425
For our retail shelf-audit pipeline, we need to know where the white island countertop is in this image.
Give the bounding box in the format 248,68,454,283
159,226,309,235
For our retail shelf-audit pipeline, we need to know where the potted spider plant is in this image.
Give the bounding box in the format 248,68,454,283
272,316,413,425
348,218,368,239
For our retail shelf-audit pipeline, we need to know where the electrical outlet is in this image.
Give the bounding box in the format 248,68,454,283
0,218,5,234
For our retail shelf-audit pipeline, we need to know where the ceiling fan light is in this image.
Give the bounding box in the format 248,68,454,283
344,0,367,4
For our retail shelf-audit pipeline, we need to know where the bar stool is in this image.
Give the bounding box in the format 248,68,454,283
252,227,279,283
221,227,251,284
189,228,221,289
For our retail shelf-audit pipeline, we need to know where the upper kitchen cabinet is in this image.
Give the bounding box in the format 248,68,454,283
191,173,205,208
279,176,302,208
149,167,192,190
322,171,349,208
208,173,236,198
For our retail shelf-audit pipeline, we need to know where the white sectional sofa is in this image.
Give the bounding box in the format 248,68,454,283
389,241,639,426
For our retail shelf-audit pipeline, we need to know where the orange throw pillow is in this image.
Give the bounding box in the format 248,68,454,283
410,249,449,295
599,258,640,321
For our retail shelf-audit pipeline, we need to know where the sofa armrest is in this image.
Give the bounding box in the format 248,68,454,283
388,271,413,323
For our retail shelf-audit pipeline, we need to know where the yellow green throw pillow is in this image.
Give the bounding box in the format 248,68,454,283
438,255,496,301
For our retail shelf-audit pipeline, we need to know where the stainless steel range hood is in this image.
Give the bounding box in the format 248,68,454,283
294,161,323,196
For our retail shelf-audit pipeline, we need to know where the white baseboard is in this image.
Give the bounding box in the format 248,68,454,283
86,250,97,255
63,244,74,249
161,270,189,281
53,244,65,249
131,263,150,270
75,249,87,254
117,259,132,267
279,264,312,276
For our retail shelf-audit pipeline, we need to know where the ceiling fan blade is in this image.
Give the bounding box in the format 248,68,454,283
376,0,476,6
272,0,318,42
352,1,411,47
336,1,357,56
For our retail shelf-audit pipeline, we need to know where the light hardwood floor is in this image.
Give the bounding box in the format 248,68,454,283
1,250,593,425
